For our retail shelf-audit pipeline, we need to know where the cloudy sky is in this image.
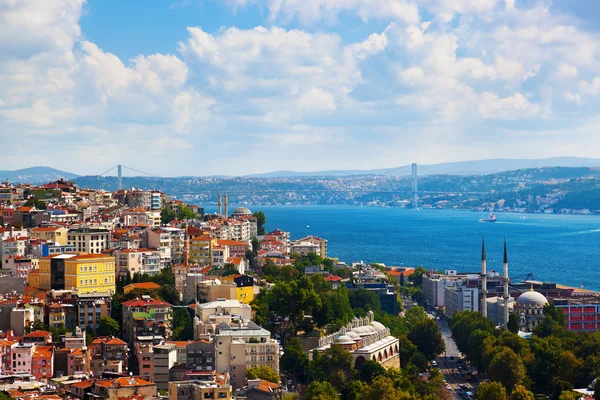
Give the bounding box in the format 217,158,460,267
1,0,600,176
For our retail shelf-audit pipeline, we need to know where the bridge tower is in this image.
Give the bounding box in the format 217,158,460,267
411,163,419,208
117,164,123,190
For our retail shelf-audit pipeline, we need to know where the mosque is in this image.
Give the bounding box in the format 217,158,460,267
481,238,549,333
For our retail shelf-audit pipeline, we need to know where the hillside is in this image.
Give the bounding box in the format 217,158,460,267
0,166,79,183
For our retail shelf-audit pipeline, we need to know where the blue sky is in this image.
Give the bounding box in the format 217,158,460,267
1,0,600,176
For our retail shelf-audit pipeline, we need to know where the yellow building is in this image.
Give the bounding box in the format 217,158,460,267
189,236,215,265
30,226,68,245
221,275,255,304
38,253,116,295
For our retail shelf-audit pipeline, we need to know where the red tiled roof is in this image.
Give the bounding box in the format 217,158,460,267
217,240,249,247
24,330,52,338
124,282,161,290
71,380,94,389
324,275,343,282
122,298,172,307
33,346,53,358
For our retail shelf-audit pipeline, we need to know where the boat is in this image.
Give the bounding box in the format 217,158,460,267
306,225,310,228
520,216,526,220
479,213,497,223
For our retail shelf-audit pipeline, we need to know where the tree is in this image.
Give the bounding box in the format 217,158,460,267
507,313,519,333
488,347,527,394
222,263,238,277
349,289,380,313
358,360,385,384
358,375,411,400
557,391,580,400
405,305,428,327
509,385,534,400
410,351,428,372
407,318,445,361
280,338,309,384
550,380,573,400
98,316,120,337
158,284,181,305
407,266,427,287
86,331,94,347
253,211,266,235
246,365,280,384
172,307,193,340
307,344,355,393
594,378,600,400
304,381,338,400
476,382,507,400
26,319,47,333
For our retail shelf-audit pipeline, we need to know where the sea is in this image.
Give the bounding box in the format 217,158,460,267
205,205,600,291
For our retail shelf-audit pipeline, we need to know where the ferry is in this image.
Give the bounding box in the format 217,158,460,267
479,213,497,223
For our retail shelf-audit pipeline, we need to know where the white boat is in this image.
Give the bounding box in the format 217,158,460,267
479,213,497,223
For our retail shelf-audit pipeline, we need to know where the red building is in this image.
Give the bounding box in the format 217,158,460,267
32,345,54,381
555,297,600,332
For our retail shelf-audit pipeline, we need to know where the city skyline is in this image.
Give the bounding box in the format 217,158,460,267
2,0,600,176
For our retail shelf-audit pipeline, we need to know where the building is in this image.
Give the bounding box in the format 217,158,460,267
214,321,279,390
485,296,515,328
114,248,161,276
145,228,172,267
221,275,255,304
290,241,320,257
67,227,110,254
90,377,157,400
194,299,253,338
186,340,216,372
168,379,232,400
515,288,548,332
31,345,54,381
444,284,479,317
30,227,68,246
216,240,250,259
10,342,35,375
154,343,177,391
311,311,400,371
294,236,328,258
189,236,214,266
124,282,161,294
554,297,600,332
89,336,128,377
38,253,116,295
243,379,281,400
121,297,173,343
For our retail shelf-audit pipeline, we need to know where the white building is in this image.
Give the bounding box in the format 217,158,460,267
67,227,110,254
444,284,479,317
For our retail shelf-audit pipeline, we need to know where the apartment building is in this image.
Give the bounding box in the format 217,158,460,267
67,227,110,254
122,297,173,343
114,248,161,276
38,253,116,295
30,226,68,245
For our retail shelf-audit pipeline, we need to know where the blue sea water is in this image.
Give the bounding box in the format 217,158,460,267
234,206,600,291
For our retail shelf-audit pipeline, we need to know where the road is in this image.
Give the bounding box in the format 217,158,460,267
435,316,478,400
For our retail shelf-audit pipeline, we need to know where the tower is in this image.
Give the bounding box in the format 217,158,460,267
411,163,419,208
117,164,123,190
480,237,487,318
503,238,510,329
217,194,222,216
224,194,229,217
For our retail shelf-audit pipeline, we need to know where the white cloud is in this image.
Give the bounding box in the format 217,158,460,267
556,63,578,79
478,92,540,119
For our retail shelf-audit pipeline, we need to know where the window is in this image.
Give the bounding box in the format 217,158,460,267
80,279,83,285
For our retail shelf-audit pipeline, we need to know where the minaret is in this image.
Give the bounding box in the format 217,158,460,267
503,238,510,329
224,194,229,217
218,194,222,216
480,237,488,318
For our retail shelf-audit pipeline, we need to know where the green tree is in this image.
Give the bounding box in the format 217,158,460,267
550,380,573,400
253,211,267,235
397,335,416,366
476,381,507,400
405,305,428,327
158,284,181,305
86,331,94,347
410,351,428,372
280,338,309,384
246,365,280,384
358,375,411,400
98,316,120,337
358,360,386,384
349,289,380,313
528,336,563,394
507,313,519,333
304,381,338,400
172,307,193,340
26,319,48,333
407,318,445,361
594,378,600,400
307,344,355,393
509,385,534,400
488,347,527,394
557,391,580,400
407,266,427,287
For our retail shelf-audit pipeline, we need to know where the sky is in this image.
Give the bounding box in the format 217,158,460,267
1,0,600,177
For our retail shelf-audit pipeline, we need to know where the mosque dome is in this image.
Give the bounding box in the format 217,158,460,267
232,207,252,216
371,321,386,332
364,325,377,334
346,331,360,340
516,290,548,307
336,335,355,345
353,327,368,335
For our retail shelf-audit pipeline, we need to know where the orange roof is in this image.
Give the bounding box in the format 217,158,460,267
166,341,192,347
71,380,94,389
106,338,127,345
255,379,280,392
190,235,212,241
387,268,415,277
24,330,52,338
112,376,154,387
226,257,243,265
32,227,62,232
324,275,343,282
0,340,17,348
15,206,33,212
217,240,249,247
124,282,161,290
33,346,53,358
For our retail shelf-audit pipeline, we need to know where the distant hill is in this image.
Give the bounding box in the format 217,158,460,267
0,166,79,183
248,157,600,178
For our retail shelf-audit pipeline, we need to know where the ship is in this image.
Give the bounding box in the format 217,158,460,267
479,213,497,223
